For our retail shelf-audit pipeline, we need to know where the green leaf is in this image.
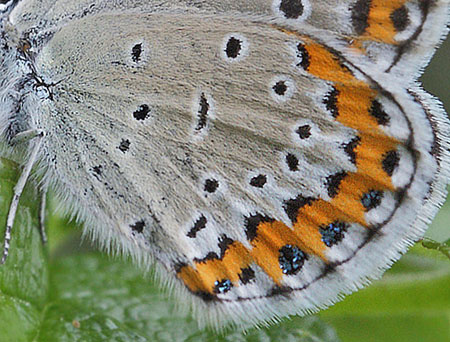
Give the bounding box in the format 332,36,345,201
0,159,339,342
320,252,450,342
42,253,338,342
422,238,450,259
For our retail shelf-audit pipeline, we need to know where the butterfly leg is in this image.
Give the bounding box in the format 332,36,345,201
39,185,48,245
1,129,45,264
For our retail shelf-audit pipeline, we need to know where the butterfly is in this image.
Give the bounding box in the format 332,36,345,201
0,0,448,329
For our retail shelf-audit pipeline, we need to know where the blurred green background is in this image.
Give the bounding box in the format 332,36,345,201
0,33,449,342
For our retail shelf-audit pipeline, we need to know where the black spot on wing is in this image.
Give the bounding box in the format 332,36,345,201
92,165,102,175
391,5,410,32
361,190,383,210
239,267,256,284
225,36,242,59
296,124,311,139
130,220,145,234
131,43,142,62
244,214,274,241
286,153,299,171
213,279,233,294
325,171,348,198
194,252,220,264
283,195,315,224
351,0,371,35
91,165,103,181
319,221,349,247
193,235,234,263
296,43,310,70
187,215,207,238
279,244,308,275
195,93,210,132
342,136,361,165
218,235,234,258
323,87,340,118
250,174,267,188
382,150,400,177
279,0,304,19
273,81,288,96
118,138,130,153
369,100,390,126
133,104,150,121
204,178,219,193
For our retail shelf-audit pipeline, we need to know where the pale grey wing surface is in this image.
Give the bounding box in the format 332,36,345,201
35,13,354,264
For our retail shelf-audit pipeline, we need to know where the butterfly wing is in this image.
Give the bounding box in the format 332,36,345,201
11,0,448,79
4,0,449,329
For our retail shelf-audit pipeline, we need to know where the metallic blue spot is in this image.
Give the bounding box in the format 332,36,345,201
279,245,307,275
213,279,232,294
361,190,383,210
320,221,349,247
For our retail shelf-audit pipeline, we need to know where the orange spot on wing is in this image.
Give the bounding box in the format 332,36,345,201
356,134,398,189
365,0,408,44
302,42,354,83
334,84,380,131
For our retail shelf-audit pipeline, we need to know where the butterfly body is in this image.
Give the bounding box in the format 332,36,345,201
0,0,448,329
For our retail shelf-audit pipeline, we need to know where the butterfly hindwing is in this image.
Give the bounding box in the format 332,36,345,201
26,8,447,328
